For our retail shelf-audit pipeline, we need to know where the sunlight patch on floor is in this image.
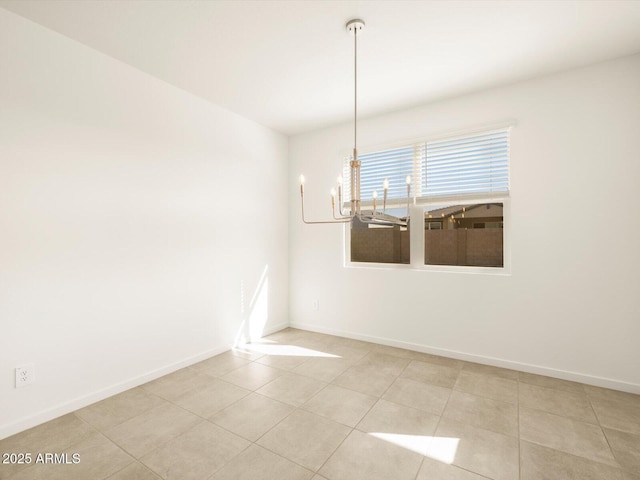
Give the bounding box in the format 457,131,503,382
243,343,340,358
369,432,459,463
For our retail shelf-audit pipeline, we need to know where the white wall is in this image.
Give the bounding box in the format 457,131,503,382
0,9,288,438
289,54,640,393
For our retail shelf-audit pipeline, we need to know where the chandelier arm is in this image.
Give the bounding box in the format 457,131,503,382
300,189,351,224
366,209,407,223
338,186,347,216
335,207,402,224
332,200,352,220
356,215,406,227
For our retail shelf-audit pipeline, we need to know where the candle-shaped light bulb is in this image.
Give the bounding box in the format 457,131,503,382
373,191,378,199
299,174,305,185
405,176,411,221
337,176,343,214
331,188,336,197
382,179,389,214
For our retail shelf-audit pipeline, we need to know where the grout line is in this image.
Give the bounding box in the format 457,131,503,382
515,401,625,471
408,387,431,479
243,445,315,477
518,375,585,395
413,456,426,480
353,354,411,432
255,411,351,475
182,334,473,478
10,328,637,480
203,332,335,476
586,391,622,470
105,460,161,480
520,438,632,476
70,413,147,479
204,441,255,480
249,374,335,444
515,379,603,428
517,402,605,429
368,356,428,480
94,367,266,466
454,370,519,404
209,331,380,476
415,362,484,480
310,420,352,474
447,465,495,480
586,389,603,429
137,356,290,478
431,369,456,436
302,349,394,475
103,460,134,480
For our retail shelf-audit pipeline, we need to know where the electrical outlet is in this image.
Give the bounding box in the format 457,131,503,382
312,299,319,311
15,363,35,388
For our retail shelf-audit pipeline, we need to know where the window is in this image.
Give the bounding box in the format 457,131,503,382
344,145,418,266
350,218,409,264
345,126,510,270
425,203,504,267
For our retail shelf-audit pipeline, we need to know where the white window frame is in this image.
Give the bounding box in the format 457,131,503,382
344,197,511,275
342,122,514,275
416,196,511,275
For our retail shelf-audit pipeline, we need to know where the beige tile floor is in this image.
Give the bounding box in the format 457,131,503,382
1,328,639,480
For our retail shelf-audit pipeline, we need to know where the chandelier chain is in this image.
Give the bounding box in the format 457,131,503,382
354,28,357,152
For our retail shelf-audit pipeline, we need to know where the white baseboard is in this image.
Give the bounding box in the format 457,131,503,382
1,322,290,440
289,321,640,395
4,319,635,440
261,321,290,337
0,344,229,440
0,322,289,440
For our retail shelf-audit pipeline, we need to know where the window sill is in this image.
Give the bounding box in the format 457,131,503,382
344,261,511,276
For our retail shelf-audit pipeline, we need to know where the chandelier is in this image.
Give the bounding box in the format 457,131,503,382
299,19,411,226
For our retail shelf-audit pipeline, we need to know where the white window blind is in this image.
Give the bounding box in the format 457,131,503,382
424,129,509,197
343,128,509,205
343,144,423,203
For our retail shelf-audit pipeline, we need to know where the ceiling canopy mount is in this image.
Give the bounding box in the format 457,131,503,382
346,19,365,35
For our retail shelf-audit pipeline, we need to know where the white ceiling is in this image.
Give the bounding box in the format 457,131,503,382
2,0,640,135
